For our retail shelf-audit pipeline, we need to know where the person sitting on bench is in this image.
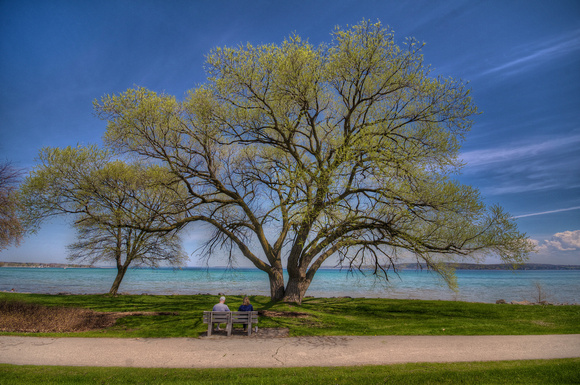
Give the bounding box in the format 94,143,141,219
237,296,254,312
237,296,254,332
212,296,230,331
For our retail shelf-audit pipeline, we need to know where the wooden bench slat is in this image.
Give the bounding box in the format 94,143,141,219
202,311,258,336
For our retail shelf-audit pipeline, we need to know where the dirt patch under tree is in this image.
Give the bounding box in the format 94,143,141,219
0,300,176,333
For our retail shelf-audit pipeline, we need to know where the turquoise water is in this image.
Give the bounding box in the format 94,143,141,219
1,267,578,304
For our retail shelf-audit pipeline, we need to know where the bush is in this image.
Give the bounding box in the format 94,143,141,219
0,300,117,332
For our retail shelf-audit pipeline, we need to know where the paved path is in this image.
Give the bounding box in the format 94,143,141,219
1,335,579,368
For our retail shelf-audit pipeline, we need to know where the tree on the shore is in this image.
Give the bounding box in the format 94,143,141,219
20,146,187,295
0,161,25,251
96,21,533,303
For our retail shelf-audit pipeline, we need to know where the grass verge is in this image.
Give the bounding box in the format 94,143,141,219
1,359,579,384
1,292,579,338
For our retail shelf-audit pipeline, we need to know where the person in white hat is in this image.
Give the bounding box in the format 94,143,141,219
212,296,230,331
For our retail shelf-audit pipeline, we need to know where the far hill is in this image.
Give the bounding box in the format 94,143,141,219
0,262,92,268
395,263,580,270
2,261,579,270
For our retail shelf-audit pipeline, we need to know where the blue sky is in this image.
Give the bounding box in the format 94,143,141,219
1,0,579,266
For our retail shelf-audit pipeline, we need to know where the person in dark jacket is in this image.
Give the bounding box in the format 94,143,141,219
238,296,254,311
238,296,254,332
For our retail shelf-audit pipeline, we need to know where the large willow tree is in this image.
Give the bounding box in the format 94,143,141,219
97,21,532,303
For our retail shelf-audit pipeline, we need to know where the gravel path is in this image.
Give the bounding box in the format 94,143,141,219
1,334,579,368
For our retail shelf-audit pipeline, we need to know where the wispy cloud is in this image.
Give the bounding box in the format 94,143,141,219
513,206,580,219
460,134,580,195
481,29,580,77
461,134,580,168
481,181,566,196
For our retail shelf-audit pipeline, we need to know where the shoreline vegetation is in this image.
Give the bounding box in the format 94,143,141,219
2,261,580,270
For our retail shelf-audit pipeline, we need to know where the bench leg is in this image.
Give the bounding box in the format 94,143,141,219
207,315,213,336
247,321,252,336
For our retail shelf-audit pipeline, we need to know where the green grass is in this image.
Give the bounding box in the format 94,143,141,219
1,359,579,384
1,294,578,383
1,292,579,338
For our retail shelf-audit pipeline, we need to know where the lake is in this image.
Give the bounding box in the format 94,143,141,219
1,267,578,304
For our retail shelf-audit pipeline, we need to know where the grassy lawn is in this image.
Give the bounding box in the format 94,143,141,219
1,293,579,384
1,292,579,338
1,359,579,384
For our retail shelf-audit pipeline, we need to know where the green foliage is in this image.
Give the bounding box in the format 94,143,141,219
0,161,24,250
93,20,533,302
19,146,187,294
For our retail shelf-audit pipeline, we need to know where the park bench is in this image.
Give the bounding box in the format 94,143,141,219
202,311,258,337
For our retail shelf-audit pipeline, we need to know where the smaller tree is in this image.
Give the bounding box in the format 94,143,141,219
20,146,187,295
0,161,25,251
68,218,185,295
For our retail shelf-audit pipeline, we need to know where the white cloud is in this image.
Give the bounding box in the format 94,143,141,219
535,230,580,253
526,230,580,265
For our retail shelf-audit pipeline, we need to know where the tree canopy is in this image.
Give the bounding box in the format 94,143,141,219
20,146,187,295
0,161,25,250
95,21,533,302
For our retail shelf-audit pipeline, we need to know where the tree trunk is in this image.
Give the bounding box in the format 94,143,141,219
283,274,312,304
268,267,285,302
109,265,128,295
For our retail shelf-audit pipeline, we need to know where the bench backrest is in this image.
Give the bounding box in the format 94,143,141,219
203,311,258,324
203,311,230,323
231,311,258,323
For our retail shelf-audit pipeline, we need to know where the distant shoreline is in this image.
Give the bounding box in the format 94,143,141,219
397,263,580,271
1,261,579,270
